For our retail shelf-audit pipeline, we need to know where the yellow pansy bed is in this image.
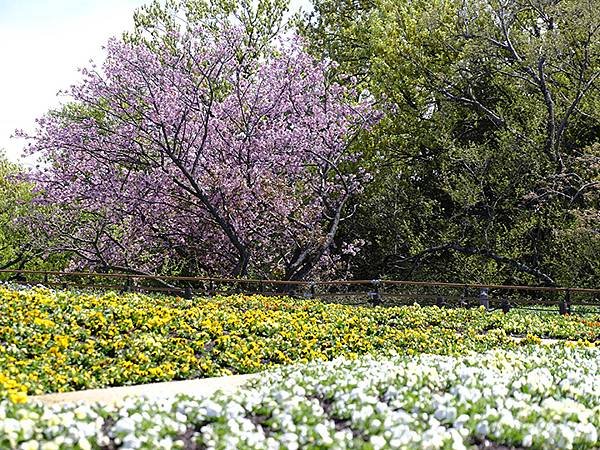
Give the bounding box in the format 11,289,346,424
0,286,597,403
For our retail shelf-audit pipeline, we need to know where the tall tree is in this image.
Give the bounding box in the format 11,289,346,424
22,26,375,280
302,0,600,286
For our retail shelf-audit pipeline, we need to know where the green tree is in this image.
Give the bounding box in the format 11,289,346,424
125,0,291,56
0,153,70,277
302,0,600,286
0,153,38,271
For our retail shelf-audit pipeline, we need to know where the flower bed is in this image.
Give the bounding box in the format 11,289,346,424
0,286,598,404
1,347,598,449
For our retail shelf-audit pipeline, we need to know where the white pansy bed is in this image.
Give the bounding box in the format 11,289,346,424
1,347,598,450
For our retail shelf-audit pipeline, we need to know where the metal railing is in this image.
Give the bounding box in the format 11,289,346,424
1,269,599,315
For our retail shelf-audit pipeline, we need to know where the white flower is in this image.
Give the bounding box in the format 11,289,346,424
73,406,90,420
475,421,489,436
370,435,386,449
121,433,142,449
2,418,21,434
157,437,173,449
96,434,111,447
18,441,38,450
578,422,598,443
556,423,575,449
78,438,92,450
453,414,469,429
314,423,333,445
201,400,222,417
113,417,136,434
40,442,60,450
280,432,299,450
448,428,467,450
421,427,445,449
525,368,553,394
434,406,457,423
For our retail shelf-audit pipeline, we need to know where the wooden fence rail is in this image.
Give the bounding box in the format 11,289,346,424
1,269,599,315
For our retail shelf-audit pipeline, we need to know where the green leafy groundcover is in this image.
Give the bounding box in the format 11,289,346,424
1,347,598,449
0,285,598,403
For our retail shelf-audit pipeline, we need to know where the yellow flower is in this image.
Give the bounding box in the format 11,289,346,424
8,390,28,403
54,335,72,348
33,317,55,328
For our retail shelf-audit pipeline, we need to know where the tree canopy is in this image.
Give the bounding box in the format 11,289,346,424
22,21,375,279
301,0,600,286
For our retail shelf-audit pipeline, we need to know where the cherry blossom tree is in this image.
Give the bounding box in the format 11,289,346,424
22,26,375,280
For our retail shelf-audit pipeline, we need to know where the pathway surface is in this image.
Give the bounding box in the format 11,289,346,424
32,373,258,406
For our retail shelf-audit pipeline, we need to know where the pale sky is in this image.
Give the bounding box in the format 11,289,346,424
0,0,311,163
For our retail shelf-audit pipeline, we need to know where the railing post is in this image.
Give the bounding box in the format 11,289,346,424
479,288,489,310
368,280,382,306
304,282,316,299
123,276,132,293
559,289,571,315
460,286,468,308
287,282,297,298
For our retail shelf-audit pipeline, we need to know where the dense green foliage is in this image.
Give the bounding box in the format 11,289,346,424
0,154,68,275
0,154,38,272
301,0,600,286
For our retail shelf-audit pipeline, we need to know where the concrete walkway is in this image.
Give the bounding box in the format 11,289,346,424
32,373,258,406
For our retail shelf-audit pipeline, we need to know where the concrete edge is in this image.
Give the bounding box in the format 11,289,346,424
31,373,259,406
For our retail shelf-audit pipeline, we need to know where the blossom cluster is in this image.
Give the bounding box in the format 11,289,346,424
0,347,598,449
0,286,597,404
21,26,378,278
